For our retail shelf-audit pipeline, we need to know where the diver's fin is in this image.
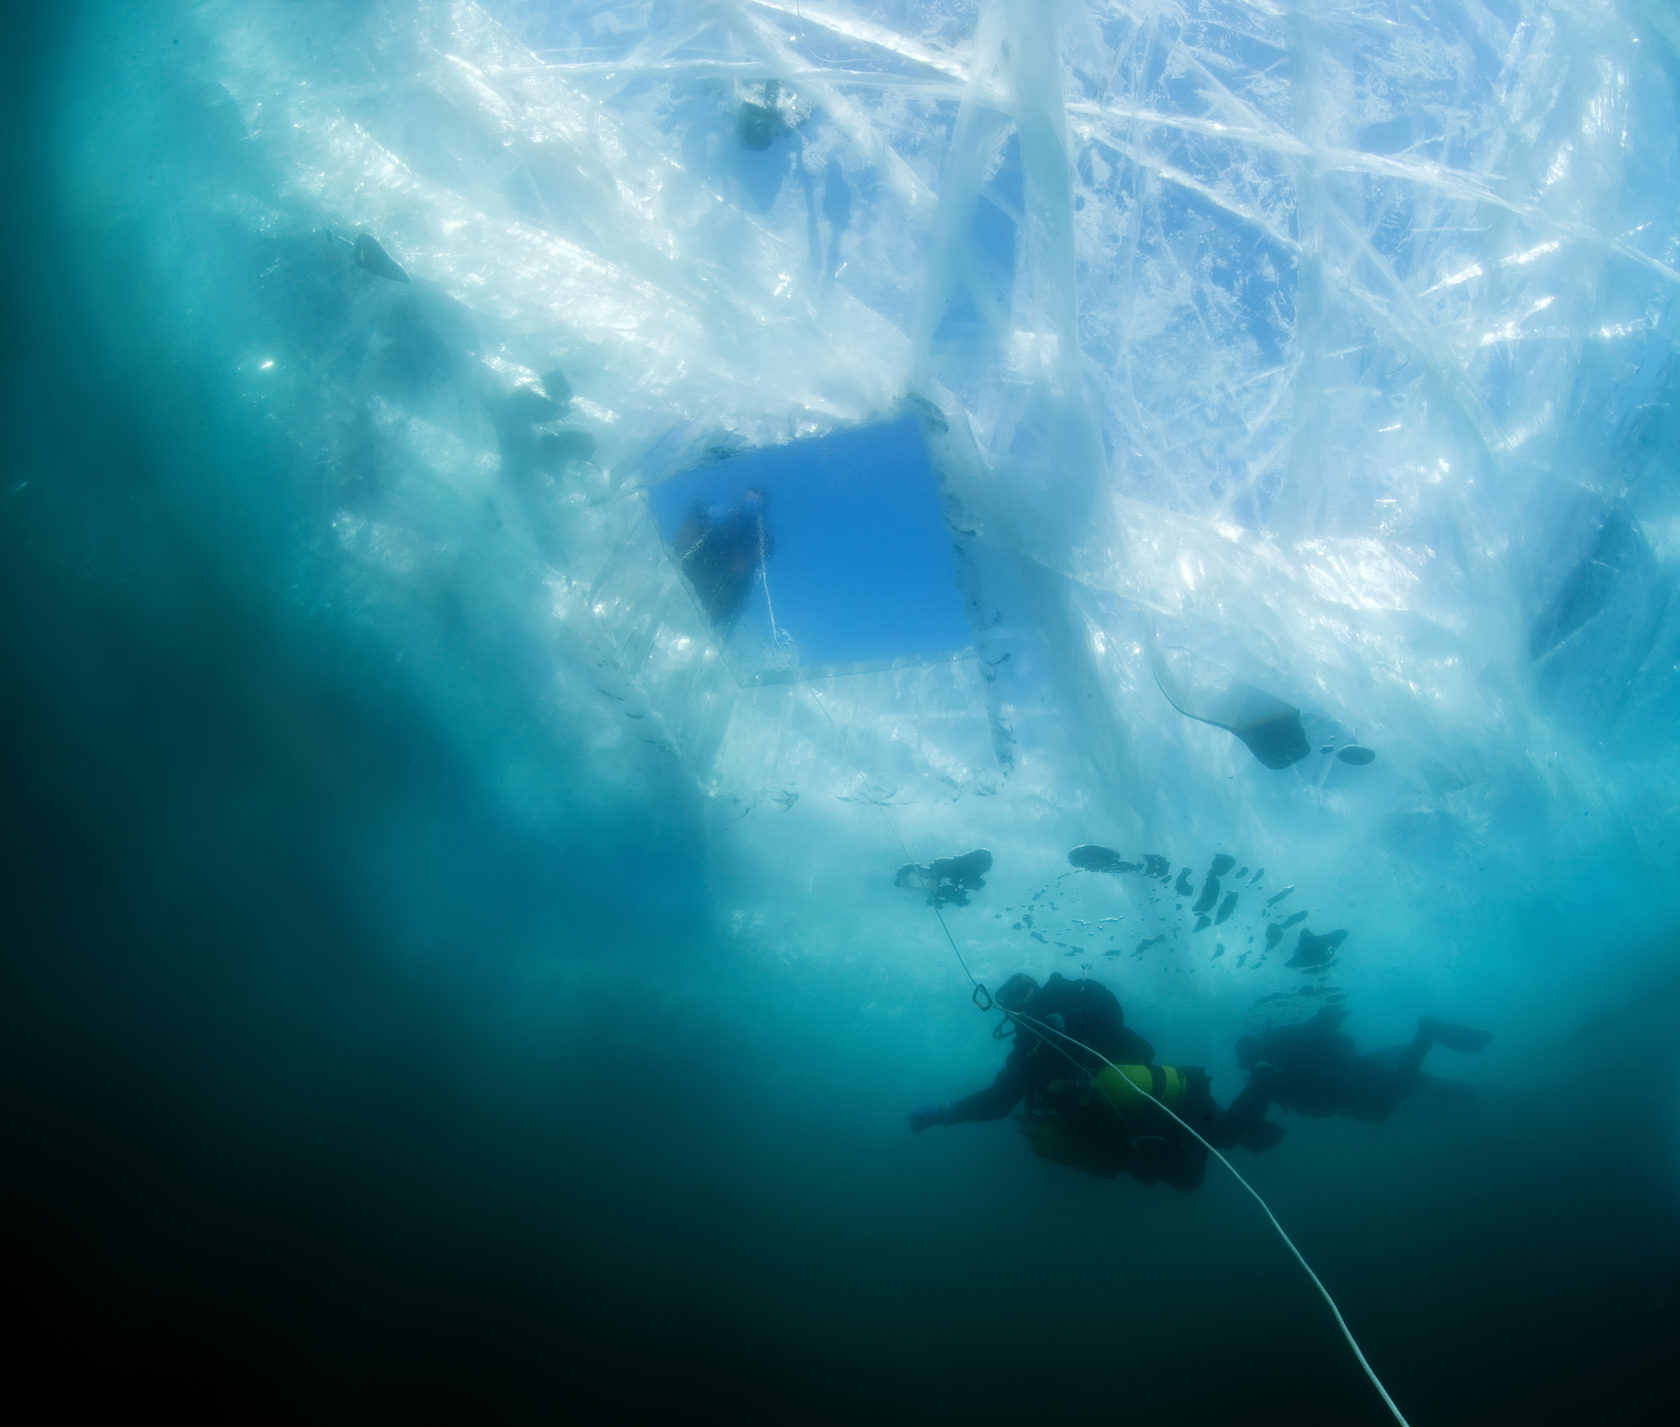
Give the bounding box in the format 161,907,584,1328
1425,1020,1491,1053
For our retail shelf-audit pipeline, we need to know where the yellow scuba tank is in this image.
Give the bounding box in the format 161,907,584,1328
1095,1063,1188,1112
1029,1065,1192,1176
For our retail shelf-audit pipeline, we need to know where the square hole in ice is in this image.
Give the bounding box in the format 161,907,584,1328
647,413,972,684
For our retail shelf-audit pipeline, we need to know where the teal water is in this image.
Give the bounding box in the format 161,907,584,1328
4,4,1679,1422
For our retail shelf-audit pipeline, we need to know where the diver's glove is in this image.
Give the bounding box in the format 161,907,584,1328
909,1103,952,1132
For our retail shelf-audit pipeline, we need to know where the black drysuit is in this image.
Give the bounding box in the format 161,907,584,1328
1227,1011,1473,1125
945,974,1154,1124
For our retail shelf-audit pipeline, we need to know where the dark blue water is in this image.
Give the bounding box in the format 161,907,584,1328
4,7,1679,1424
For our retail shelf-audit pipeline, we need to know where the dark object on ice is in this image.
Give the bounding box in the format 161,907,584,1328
501,384,565,423
1227,1009,1490,1126
1287,927,1347,969
1193,875,1220,917
1247,866,1263,884
1175,868,1194,898
1528,507,1652,665
1337,745,1376,765
1143,854,1171,879
534,430,596,470
1281,910,1308,930
737,81,792,149
1222,700,1308,767
353,231,410,284
895,848,992,907
1215,892,1238,926
486,380,596,479
675,487,772,634
1213,943,1225,959
1266,885,1294,907
1135,935,1163,955
1210,853,1235,877
1069,844,1139,873
1265,923,1283,952
822,158,852,228
1193,915,1211,933
539,369,572,407
737,102,786,150
821,159,852,276
907,973,1255,1185
1153,649,1310,769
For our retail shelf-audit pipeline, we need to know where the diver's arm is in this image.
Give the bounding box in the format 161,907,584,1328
943,1059,1030,1123
909,1057,1030,1130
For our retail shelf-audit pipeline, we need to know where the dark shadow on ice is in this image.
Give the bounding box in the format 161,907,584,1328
732,80,809,213
1152,644,1310,769
1067,843,1140,873
736,80,795,150
895,848,992,907
672,487,772,635
1528,506,1650,660
821,158,852,278
1193,874,1220,916
484,368,595,485
1286,926,1347,970
327,228,411,284
351,231,409,284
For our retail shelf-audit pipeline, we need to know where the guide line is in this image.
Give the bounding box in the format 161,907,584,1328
798,672,1410,1427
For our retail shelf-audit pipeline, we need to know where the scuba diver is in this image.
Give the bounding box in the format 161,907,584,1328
673,486,772,634
908,973,1278,1191
1226,1006,1491,1130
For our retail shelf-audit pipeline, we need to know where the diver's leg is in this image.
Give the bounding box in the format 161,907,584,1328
1200,1085,1284,1151
1424,1020,1492,1053
1342,1051,1410,1120
1183,1068,1235,1149
1393,1020,1439,1082
1236,1117,1286,1150
1165,1137,1208,1192
1226,1070,1275,1128
1417,1073,1478,1104
1221,1071,1288,1149
1200,1110,1240,1150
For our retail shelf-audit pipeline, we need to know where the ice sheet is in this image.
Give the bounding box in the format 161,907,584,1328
18,3,1680,1419
51,0,1680,1037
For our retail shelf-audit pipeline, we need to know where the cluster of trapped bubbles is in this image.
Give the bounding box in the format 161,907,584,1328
896,842,1350,1024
